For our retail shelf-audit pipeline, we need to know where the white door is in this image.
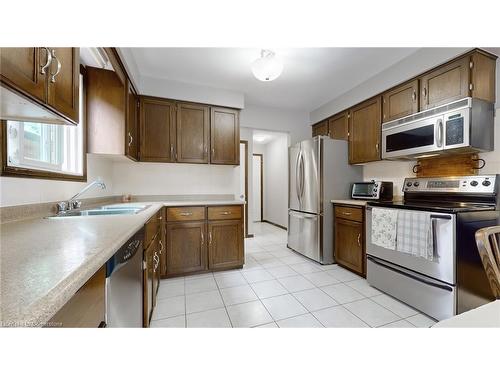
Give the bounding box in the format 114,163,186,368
253,154,262,222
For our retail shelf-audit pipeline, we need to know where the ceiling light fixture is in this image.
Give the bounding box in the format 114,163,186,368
251,49,283,82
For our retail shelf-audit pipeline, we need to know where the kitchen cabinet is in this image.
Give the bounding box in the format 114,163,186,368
348,96,382,164
334,205,365,276
143,241,154,327
210,106,240,165
176,102,210,163
160,208,167,277
126,81,139,160
208,220,244,271
151,235,161,309
48,266,105,328
312,120,329,137
328,112,349,140
382,79,419,122
86,67,126,155
0,47,79,125
140,97,177,162
164,204,244,277
166,221,208,276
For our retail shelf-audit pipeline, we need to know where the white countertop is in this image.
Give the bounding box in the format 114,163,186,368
331,199,369,207
0,199,243,327
432,300,500,328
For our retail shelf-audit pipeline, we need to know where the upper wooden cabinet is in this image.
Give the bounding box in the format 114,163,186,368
210,106,240,165
176,102,210,163
86,67,126,155
312,120,328,137
328,112,349,140
0,47,79,125
126,81,139,161
140,97,177,162
348,96,382,164
382,79,419,122
420,56,470,110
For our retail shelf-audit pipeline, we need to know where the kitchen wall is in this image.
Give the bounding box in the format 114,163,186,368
0,154,114,207
309,48,500,197
240,104,309,145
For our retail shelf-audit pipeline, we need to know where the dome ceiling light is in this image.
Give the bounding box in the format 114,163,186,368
251,49,283,82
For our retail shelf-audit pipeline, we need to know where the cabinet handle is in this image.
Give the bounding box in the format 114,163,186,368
170,145,174,160
375,143,379,153
357,233,361,247
128,132,133,147
201,232,204,245
342,212,351,216
204,145,208,156
49,49,61,83
412,90,417,102
209,232,212,245
39,47,52,75
212,148,215,156
423,87,427,97
221,211,231,215
159,240,163,254
179,212,193,216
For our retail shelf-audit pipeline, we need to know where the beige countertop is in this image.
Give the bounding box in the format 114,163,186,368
432,300,500,328
331,199,369,207
0,199,243,327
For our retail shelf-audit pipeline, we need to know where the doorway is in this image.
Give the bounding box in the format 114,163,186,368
238,141,249,237
252,153,263,222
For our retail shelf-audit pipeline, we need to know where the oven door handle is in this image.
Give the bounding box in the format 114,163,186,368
430,214,452,259
367,256,453,292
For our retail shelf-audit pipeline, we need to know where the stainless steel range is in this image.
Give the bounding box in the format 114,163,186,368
366,175,499,321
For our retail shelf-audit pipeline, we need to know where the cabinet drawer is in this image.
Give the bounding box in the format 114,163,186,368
145,210,162,248
335,206,363,222
167,206,206,222
208,205,242,220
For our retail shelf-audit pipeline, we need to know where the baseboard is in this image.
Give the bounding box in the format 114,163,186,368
262,220,287,231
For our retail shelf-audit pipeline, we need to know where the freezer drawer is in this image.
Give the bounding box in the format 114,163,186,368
367,256,456,321
287,210,321,263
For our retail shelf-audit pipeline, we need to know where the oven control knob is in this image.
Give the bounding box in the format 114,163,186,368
406,182,413,187
414,182,420,187
482,180,491,187
470,180,478,187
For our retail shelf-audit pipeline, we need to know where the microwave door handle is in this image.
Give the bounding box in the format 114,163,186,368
436,118,444,148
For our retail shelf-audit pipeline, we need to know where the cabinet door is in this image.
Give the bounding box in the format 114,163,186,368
348,96,382,164
177,103,209,163
152,235,160,308
328,112,348,140
143,244,154,327
126,81,139,160
335,218,364,275
420,56,470,110
210,107,239,165
0,47,47,102
312,120,328,137
160,208,167,277
140,97,176,162
382,79,419,122
208,219,244,270
166,221,207,276
47,47,80,123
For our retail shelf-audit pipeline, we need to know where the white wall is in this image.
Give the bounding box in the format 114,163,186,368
0,154,114,207
140,75,244,109
111,158,237,196
262,134,289,228
240,104,309,145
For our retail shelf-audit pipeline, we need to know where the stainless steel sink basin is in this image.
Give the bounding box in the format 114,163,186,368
46,205,149,219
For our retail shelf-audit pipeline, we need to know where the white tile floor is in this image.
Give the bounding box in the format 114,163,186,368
151,222,438,328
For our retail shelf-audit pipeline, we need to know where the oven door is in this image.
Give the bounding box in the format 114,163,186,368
366,206,456,284
382,115,444,159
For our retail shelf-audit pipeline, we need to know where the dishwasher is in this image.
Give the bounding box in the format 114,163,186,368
105,228,144,327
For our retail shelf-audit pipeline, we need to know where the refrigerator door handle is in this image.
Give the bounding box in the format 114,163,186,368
295,150,302,206
299,152,305,201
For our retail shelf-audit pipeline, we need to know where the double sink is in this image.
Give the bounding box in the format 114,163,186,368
46,204,150,218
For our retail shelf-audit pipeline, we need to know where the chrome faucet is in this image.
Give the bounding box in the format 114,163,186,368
57,178,107,213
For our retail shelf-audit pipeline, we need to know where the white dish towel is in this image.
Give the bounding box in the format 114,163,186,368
396,210,434,261
371,208,398,250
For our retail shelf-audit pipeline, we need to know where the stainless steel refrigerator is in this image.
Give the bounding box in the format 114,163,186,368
288,136,362,264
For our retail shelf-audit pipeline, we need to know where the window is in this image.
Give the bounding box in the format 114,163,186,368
3,74,85,180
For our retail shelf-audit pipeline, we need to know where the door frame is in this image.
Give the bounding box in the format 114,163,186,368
240,140,250,238
253,153,264,222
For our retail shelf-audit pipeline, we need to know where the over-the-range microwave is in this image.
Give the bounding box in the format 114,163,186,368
381,97,494,160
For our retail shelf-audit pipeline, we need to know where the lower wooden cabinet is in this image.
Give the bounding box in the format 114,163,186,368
48,266,105,328
143,240,155,327
164,204,244,277
334,204,365,276
166,221,208,276
208,219,244,270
